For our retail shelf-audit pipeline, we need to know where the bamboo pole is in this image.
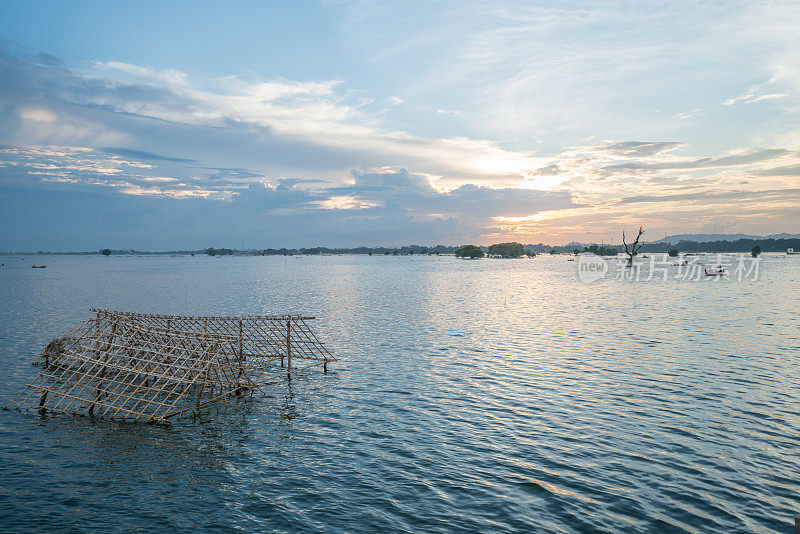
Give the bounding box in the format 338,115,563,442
89,320,115,416
286,318,292,376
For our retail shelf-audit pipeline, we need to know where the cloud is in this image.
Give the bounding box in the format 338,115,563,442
0,41,547,186
0,145,251,199
530,163,560,176
98,147,196,163
18,107,58,122
0,178,477,250
589,141,687,158
616,188,800,205
1,24,799,249
755,163,800,176
336,1,800,145
723,93,788,105
0,153,572,249
598,149,789,175
328,168,573,219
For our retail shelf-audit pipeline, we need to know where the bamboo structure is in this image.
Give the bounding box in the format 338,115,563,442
7,309,335,424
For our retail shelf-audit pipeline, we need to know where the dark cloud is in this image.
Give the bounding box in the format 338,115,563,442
233,180,323,210
439,183,571,218
0,165,574,250
0,182,468,250
351,168,435,193
99,147,196,163
328,169,573,219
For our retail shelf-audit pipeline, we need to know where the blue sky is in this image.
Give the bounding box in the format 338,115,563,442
1,1,798,250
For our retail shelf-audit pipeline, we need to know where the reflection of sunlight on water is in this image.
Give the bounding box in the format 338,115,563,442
0,254,799,532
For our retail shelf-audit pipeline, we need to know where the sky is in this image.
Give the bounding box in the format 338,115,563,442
0,0,798,251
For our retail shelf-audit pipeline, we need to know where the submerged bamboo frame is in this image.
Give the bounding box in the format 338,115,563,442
6,309,336,424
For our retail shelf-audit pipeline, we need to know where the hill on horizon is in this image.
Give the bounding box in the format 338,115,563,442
654,232,800,244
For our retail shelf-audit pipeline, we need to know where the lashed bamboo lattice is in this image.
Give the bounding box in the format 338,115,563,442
7,309,335,424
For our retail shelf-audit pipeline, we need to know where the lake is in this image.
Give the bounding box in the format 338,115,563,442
0,253,798,533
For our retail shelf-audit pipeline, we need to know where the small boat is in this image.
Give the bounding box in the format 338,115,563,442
31,265,46,269
704,266,725,276
788,248,799,255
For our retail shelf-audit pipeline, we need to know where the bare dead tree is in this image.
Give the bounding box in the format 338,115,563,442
622,226,644,266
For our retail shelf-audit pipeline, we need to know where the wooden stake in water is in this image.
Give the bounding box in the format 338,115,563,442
286,318,292,377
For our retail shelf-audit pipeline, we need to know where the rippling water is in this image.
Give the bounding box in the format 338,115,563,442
0,254,798,533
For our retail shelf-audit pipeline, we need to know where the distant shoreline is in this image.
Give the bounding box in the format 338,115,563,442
2,235,799,257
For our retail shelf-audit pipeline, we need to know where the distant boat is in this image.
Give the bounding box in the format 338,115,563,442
788,248,799,255
704,266,725,276
31,265,46,269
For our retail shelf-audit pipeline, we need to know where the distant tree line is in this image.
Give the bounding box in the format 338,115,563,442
204,244,462,256
205,247,237,256
455,242,532,259
574,244,620,256
538,237,800,255
10,237,797,257
636,238,800,253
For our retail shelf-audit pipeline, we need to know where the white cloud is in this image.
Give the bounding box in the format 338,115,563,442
316,195,377,210
12,106,129,146
332,0,800,160
18,107,58,122
723,93,787,105
750,94,788,103
56,57,546,185
89,60,189,86
140,176,179,183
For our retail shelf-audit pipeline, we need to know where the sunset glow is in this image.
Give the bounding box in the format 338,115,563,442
1,2,798,250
